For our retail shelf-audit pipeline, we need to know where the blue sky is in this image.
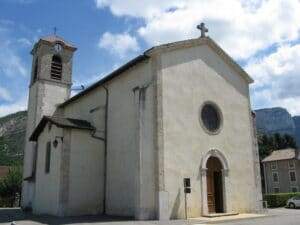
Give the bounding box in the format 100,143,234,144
1,0,300,116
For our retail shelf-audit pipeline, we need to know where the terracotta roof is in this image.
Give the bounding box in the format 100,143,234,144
40,35,76,49
59,37,253,108
262,148,298,162
30,116,94,141
0,166,9,178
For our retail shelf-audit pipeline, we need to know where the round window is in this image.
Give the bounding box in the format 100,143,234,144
200,102,222,134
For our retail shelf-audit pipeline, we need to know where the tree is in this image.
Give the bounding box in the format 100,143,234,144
0,136,23,166
0,166,22,207
283,134,297,149
258,133,297,160
258,134,272,160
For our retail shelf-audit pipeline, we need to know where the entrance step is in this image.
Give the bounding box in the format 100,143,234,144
202,212,238,217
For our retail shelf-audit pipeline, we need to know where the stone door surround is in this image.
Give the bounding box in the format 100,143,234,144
200,149,229,215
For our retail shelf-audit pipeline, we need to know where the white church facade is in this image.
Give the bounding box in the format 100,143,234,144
22,27,262,219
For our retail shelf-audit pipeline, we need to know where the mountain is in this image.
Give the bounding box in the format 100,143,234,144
0,111,27,166
293,116,300,146
254,107,300,146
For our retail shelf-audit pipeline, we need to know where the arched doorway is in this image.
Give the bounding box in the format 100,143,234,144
200,149,229,215
206,157,223,213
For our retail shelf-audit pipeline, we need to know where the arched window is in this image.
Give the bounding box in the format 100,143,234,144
50,55,62,80
33,58,38,82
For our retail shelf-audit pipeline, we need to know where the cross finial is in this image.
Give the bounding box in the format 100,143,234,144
53,27,58,36
197,22,208,38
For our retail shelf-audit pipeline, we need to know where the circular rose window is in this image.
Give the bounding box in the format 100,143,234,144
200,102,222,134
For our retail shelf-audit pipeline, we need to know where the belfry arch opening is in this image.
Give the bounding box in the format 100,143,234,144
206,156,224,213
51,55,62,80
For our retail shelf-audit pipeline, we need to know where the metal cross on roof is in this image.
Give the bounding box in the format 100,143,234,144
197,23,208,38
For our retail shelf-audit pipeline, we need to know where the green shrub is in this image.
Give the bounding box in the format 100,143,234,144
263,192,300,208
0,166,22,207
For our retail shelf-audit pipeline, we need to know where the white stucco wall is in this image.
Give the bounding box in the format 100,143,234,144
63,60,156,218
67,129,104,215
105,62,155,217
158,44,259,218
33,123,62,215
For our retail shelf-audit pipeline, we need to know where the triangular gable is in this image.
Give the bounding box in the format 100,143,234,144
145,37,253,84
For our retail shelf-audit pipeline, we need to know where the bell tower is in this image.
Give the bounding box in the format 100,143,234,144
22,35,77,209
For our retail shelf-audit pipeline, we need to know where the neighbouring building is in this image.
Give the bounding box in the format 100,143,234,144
262,148,300,194
22,25,262,219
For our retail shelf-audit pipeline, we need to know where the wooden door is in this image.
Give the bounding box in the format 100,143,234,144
214,171,223,213
207,170,215,213
206,156,223,214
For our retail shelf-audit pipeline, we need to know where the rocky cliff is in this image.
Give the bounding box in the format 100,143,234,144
255,107,300,146
293,116,300,146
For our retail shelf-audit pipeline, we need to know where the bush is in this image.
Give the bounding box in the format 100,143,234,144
263,192,300,208
0,166,22,207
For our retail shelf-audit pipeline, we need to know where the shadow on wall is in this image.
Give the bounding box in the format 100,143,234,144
0,208,132,224
170,189,181,219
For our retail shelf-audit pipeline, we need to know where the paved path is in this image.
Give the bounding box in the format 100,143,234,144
200,208,300,225
0,208,299,225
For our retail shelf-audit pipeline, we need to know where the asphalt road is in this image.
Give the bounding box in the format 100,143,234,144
0,207,300,225
207,208,300,225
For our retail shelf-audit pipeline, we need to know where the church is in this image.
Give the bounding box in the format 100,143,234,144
21,24,262,220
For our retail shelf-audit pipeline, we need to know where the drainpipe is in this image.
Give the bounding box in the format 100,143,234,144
102,86,109,215
263,163,268,194
89,85,109,214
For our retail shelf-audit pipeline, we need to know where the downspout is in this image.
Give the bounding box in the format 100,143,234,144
103,86,109,215
89,85,109,215
263,163,268,194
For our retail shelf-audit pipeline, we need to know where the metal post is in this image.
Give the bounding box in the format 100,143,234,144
184,192,188,220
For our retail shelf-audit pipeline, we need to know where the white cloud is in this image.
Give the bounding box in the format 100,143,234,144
0,46,27,77
0,86,12,102
98,32,140,58
96,0,300,60
17,38,32,47
0,23,28,77
96,0,300,115
95,0,184,18
0,95,27,117
247,44,300,115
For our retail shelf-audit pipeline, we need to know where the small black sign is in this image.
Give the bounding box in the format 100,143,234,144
184,178,191,188
184,187,191,194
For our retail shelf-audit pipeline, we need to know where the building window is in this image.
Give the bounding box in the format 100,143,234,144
271,162,277,170
289,170,297,182
200,102,222,134
33,58,38,83
273,187,280,193
45,141,51,173
50,55,62,80
291,187,298,193
272,172,279,183
288,160,295,169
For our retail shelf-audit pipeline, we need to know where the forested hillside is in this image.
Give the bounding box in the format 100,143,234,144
0,111,27,166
